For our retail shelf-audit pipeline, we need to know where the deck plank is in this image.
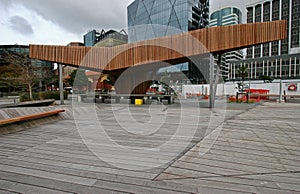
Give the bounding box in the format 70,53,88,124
0,103,299,193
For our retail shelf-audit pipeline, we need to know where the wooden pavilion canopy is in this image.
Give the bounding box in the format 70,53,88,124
30,20,286,71
29,20,287,95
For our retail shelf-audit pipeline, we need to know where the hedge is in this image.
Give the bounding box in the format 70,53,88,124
20,91,68,102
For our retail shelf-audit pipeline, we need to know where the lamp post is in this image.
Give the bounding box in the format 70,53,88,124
58,63,64,105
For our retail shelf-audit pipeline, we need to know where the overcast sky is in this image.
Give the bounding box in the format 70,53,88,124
0,0,250,45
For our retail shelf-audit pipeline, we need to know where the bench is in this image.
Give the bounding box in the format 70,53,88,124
0,109,65,125
7,96,20,103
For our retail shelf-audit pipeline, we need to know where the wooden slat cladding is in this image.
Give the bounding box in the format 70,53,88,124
30,20,287,70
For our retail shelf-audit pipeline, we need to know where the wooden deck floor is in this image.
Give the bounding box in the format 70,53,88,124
0,102,299,193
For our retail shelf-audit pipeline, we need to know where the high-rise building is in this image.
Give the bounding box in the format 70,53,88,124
229,0,300,80
210,7,242,26
84,30,99,47
127,0,209,42
127,0,210,84
95,30,128,47
209,7,243,80
246,0,300,58
83,29,128,47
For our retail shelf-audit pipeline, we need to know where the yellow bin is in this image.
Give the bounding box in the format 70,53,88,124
135,99,143,105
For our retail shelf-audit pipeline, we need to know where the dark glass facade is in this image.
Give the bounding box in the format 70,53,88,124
210,7,242,26
84,30,99,46
127,0,209,84
84,29,128,47
127,0,209,42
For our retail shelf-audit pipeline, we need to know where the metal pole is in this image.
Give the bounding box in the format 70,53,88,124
58,63,64,105
213,54,221,102
279,79,283,103
209,55,214,108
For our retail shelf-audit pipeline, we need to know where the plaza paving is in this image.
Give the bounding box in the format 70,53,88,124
0,102,299,193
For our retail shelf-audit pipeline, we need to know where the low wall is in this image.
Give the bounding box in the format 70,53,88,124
182,79,300,97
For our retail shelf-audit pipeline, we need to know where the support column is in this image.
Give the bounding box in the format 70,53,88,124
275,59,278,77
267,60,269,76
279,79,283,103
254,61,257,79
269,0,273,56
233,64,236,80
263,60,265,75
58,63,64,105
288,0,292,54
295,57,297,77
251,62,253,79
280,58,283,78
209,55,215,109
209,54,222,109
289,57,292,77
278,0,282,55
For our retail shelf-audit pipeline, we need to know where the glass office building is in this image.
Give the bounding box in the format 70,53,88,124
84,29,128,47
210,7,243,80
210,7,242,26
127,0,209,83
128,0,209,42
84,30,99,47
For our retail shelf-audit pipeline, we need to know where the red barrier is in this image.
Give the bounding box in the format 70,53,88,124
245,89,270,100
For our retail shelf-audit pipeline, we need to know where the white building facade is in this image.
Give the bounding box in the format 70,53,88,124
229,0,300,80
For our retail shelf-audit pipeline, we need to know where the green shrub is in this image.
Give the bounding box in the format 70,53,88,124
20,91,68,102
247,99,257,103
39,91,68,100
20,93,39,102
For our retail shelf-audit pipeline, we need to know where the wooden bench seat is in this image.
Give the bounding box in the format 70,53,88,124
0,109,65,125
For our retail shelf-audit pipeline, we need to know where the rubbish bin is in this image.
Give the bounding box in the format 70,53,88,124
135,99,143,105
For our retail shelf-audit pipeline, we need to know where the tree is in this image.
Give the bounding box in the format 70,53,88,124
236,65,249,93
0,49,41,100
237,65,248,81
66,69,88,92
40,65,58,91
0,64,22,92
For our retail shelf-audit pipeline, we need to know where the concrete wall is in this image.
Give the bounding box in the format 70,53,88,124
182,79,300,97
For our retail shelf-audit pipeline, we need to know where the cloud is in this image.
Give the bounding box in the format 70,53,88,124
8,15,34,36
17,0,134,35
1,0,248,37
0,0,249,45
0,0,13,11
